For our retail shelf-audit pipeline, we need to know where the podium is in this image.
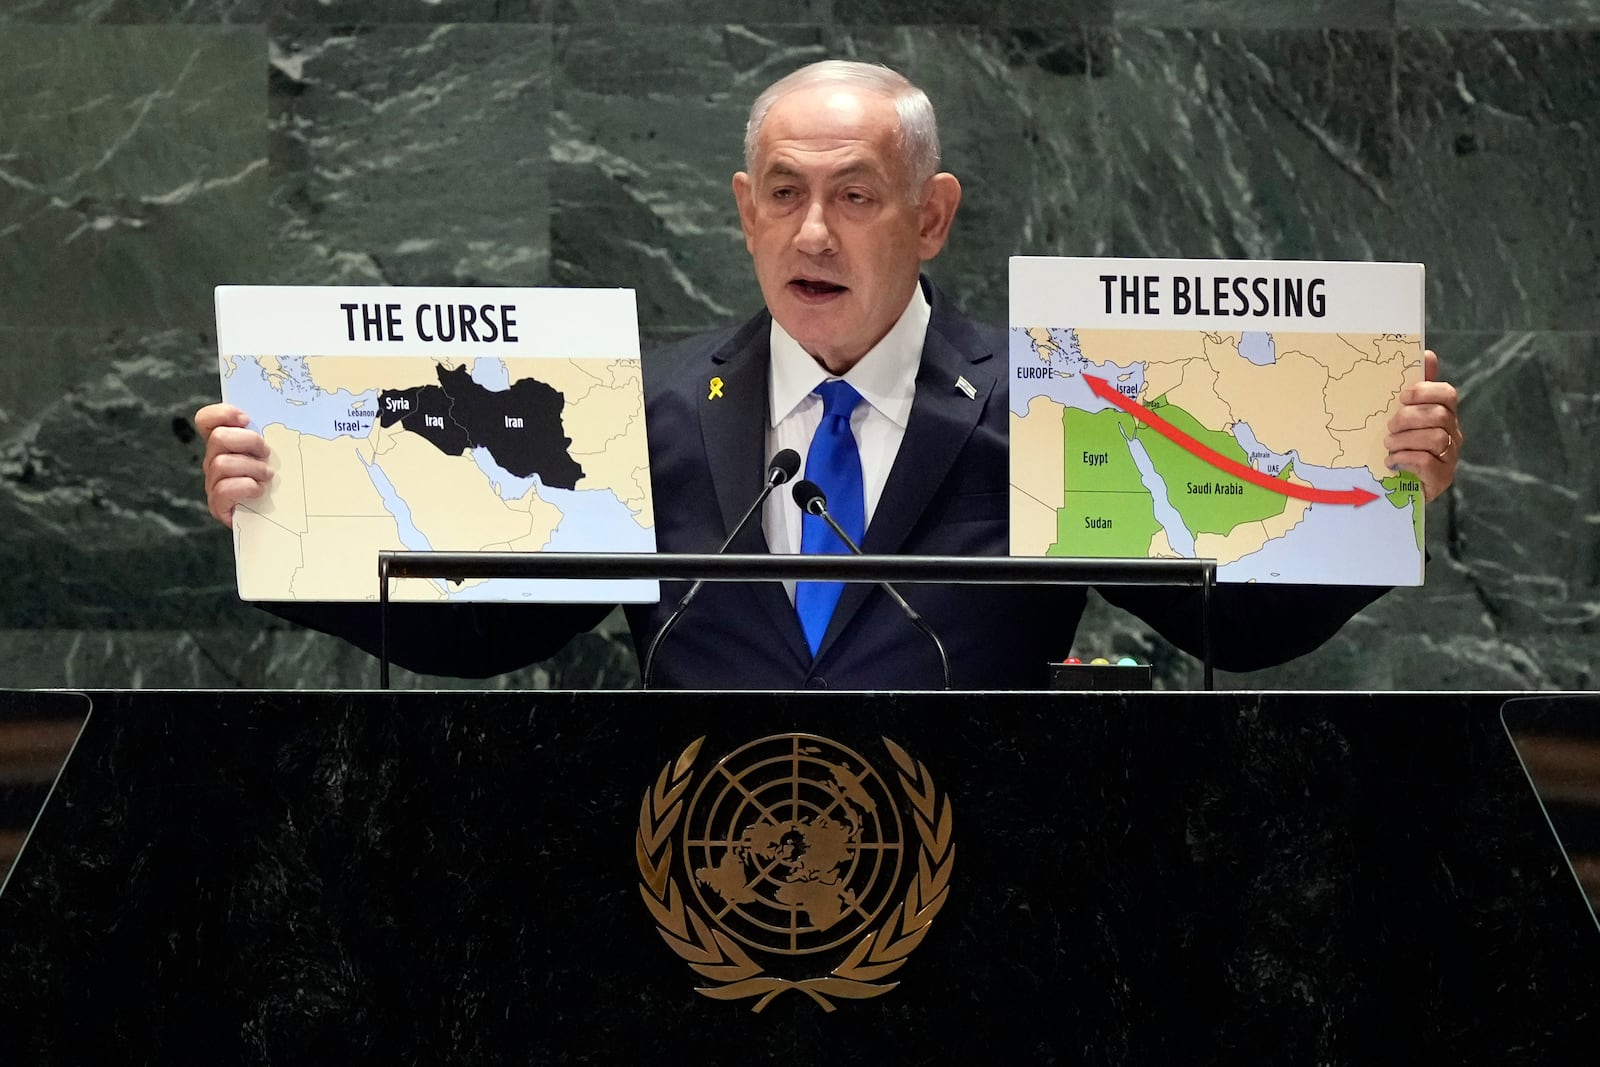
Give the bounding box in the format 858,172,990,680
1,689,1596,1062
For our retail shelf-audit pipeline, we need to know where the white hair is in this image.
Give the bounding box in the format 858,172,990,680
742,60,942,201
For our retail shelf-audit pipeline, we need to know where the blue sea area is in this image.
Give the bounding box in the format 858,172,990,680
221,355,378,439
1238,332,1276,366
470,358,511,391
1219,461,1422,585
1231,422,1294,475
451,448,658,602
1124,433,1196,557
364,456,449,596
1008,328,1145,417
468,448,651,551
364,460,435,552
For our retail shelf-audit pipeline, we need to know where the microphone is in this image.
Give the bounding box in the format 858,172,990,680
640,449,801,688
789,479,952,690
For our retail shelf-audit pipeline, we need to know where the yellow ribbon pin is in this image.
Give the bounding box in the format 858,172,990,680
708,376,724,400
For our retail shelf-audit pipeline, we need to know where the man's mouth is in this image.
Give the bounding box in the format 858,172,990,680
789,277,848,299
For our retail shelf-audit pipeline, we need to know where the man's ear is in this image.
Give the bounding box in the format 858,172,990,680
732,171,757,255
916,172,962,261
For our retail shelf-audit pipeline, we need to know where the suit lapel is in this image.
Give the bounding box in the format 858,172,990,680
813,289,1000,662
699,318,772,542
695,315,814,667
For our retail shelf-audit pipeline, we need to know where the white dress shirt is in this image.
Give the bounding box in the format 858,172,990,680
762,286,931,600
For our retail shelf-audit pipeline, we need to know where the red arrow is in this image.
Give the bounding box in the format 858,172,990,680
1082,375,1378,507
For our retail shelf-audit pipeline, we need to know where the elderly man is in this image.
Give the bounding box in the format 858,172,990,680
196,61,1462,689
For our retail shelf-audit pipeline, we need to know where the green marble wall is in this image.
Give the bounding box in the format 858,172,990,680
0,1,1595,690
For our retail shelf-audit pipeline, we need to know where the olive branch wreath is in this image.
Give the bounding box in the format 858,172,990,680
636,735,955,1013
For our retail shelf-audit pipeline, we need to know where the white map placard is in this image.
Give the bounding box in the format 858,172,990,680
1009,257,1426,586
215,285,656,603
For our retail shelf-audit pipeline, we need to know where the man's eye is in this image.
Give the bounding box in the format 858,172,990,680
772,187,797,200
844,191,872,205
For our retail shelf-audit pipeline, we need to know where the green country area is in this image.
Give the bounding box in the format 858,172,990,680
1052,406,1160,556
1381,472,1424,551
1135,396,1290,536
1048,490,1161,558
1062,407,1144,492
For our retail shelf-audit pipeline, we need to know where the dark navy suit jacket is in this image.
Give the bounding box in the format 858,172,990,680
275,281,1385,687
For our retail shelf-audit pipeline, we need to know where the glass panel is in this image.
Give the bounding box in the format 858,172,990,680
0,691,93,898
1501,694,1600,932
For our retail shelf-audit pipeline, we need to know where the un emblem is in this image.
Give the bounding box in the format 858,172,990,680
636,734,955,1012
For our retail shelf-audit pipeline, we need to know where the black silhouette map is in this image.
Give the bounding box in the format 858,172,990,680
377,364,584,489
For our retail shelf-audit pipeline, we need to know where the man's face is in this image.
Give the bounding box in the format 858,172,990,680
733,84,959,373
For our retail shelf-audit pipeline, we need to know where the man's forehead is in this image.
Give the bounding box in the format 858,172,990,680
756,85,898,151
759,151,890,183
752,85,903,180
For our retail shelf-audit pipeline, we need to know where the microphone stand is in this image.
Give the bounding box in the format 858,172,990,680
799,488,952,691
641,453,799,688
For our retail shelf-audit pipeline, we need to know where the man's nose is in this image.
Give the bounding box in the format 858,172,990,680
794,200,835,255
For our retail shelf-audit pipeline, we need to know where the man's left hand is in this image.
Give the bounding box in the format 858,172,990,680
1385,349,1461,503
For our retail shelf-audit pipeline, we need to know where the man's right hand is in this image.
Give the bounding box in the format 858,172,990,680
196,403,271,529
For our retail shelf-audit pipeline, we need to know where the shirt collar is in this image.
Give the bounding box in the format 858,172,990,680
768,283,930,430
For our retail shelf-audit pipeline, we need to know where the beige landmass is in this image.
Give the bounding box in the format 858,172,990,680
1204,334,1341,465
1323,351,1405,431
387,576,453,602
1193,481,1312,566
1010,396,1066,511
1302,333,1376,379
1140,359,1197,408
556,358,654,527
378,433,541,549
511,357,610,405
234,509,305,600
500,484,565,553
300,355,459,393
289,516,411,599
300,434,391,515
1073,329,1204,368
1148,528,1179,558
370,419,405,459
253,424,309,533
1285,332,1422,380
1280,332,1420,477
1328,408,1395,480
1153,357,1235,431
1025,326,1061,358
258,355,289,391
364,422,556,575
1009,485,1058,556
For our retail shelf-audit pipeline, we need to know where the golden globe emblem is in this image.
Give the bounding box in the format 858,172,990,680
636,733,955,1012
685,735,905,955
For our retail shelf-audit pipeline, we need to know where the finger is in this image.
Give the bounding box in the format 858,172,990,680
1424,348,1439,382
1398,379,1458,413
195,403,250,440
1388,404,1456,436
203,425,271,463
206,476,268,524
1387,408,1459,442
204,451,274,493
1385,426,1455,459
208,476,270,528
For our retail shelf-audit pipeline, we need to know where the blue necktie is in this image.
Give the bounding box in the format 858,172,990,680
796,380,866,655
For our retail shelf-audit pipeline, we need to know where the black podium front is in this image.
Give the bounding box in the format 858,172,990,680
1,690,1595,1063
